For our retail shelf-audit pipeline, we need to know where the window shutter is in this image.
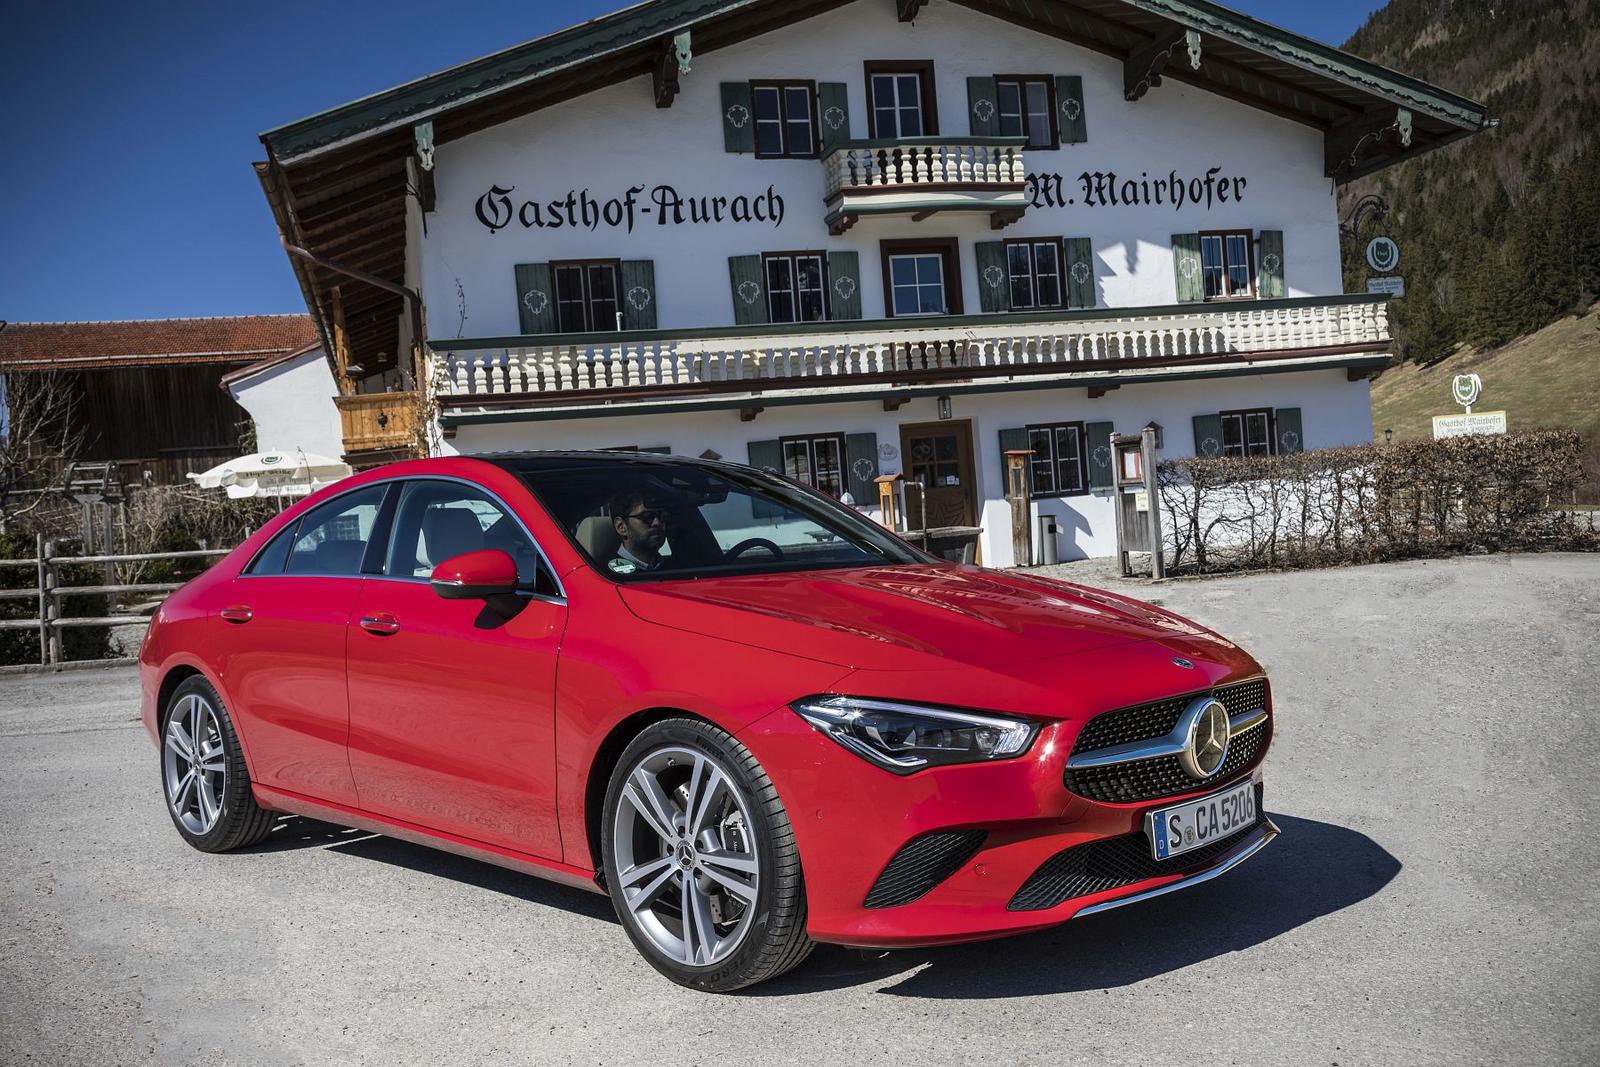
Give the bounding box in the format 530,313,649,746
720,82,756,153
998,426,1032,496
974,240,1010,313
1055,75,1087,144
620,260,657,330
1172,233,1204,303
827,251,863,320
818,82,850,152
1257,229,1285,298
967,76,999,137
1274,407,1304,454
1064,237,1095,308
1192,414,1224,458
514,263,557,334
728,255,769,325
845,432,879,504
1085,421,1114,490
746,439,785,519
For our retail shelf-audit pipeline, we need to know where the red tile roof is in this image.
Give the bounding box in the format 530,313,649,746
0,315,318,371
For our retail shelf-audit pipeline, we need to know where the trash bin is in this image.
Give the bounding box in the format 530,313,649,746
1038,514,1060,565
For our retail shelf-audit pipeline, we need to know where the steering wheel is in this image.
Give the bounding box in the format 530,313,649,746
725,537,785,561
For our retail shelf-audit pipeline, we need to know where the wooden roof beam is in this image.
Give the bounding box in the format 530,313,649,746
1325,107,1413,178
1125,27,1201,102
652,31,691,108
897,0,929,21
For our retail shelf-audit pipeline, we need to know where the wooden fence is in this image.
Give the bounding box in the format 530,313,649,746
0,534,230,668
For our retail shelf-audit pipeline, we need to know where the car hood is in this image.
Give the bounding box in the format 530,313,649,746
616,564,1240,671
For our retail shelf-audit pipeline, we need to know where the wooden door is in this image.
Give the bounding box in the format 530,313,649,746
898,420,977,530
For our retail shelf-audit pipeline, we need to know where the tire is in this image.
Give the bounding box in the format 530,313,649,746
600,717,813,992
159,675,275,853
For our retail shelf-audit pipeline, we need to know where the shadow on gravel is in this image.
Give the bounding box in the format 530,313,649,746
755,814,1399,998
245,815,620,924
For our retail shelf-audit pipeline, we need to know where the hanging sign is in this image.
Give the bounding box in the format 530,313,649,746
1367,276,1405,297
1365,236,1400,272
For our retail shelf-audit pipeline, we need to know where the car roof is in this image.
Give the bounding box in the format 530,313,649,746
478,450,745,474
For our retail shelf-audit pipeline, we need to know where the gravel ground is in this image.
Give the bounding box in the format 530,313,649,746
2,553,1598,1066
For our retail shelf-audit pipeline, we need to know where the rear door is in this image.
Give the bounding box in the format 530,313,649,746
345,477,567,859
212,482,395,807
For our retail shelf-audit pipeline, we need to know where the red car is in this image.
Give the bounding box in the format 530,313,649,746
140,452,1277,991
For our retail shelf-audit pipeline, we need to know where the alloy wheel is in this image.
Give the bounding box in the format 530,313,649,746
163,693,227,835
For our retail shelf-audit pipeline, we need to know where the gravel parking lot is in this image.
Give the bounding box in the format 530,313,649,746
3,553,1598,1066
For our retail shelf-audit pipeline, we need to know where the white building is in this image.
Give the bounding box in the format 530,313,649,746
256,0,1489,564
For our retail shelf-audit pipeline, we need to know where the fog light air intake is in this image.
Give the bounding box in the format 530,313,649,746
863,829,988,909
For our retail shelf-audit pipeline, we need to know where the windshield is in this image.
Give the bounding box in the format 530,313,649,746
500,455,929,581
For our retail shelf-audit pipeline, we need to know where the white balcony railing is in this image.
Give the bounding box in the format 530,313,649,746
431,296,1390,404
821,137,1028,201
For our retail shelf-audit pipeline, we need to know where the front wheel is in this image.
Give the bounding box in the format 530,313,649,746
160,676,275,852
601,718,813,991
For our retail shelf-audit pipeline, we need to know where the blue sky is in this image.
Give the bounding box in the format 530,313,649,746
0,0,1385,324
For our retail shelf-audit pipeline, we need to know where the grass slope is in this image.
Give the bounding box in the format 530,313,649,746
1371,303,1600,443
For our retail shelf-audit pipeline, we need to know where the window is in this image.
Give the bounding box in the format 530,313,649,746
751,82,818,158
1200,231,1254,300
905,432,962,491
552,260,621,332
384,479,554,593
282,484,390,575
1005,238,1065,310
880,238,961,318
1220,409,1274,457
865,61,937,138
995,76,1055,148
1025,422,1089,497
763,252,828,323
781,433,847,498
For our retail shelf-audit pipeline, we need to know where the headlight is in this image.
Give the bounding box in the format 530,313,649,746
790,695,1038,774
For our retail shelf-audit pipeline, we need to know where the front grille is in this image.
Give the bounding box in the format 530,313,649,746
863,830,987,909
1064,678,1269,804
1008,785,1265,911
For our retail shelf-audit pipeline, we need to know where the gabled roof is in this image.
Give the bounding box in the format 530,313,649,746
0,315,318,372
218,339,325,391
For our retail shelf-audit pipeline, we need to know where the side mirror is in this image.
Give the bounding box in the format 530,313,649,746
430,549,518,600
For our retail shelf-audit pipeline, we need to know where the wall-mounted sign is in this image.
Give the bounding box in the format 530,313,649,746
1365,236,1400,272
1433,411,1506,439
474,183,785,235
1026,165,1250,210
1366,276,1405,297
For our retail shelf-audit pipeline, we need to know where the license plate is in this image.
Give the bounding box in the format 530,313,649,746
1145,779,1257,861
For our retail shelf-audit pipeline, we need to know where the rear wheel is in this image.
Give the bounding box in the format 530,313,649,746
160,676,275,852
601,718,813,991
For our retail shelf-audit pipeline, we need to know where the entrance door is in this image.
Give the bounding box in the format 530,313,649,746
899,420,977,530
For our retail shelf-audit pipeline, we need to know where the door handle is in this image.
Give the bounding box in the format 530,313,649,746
359,613,401,636
220,606,253,624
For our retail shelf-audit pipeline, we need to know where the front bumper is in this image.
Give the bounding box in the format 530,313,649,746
741,706,1276,949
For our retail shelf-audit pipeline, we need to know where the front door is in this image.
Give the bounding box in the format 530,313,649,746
345,478,567,859
899,420,978,531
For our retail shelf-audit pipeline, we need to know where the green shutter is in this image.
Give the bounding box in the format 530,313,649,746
1055,75,1087,144
1086,421,1114,490
827,251,863,320
974,240,1010,313
728,255,768,325
967,76,999,137
514,263,557,334
818,82,850,152
1275,407,1304,454
620,260,657,330
1257,229,1285,298
1172,233,1204,303
1192,413,1224,458
998,426,1032,497
845,433,878,504
1064,237,1095,309
746,439,784,519
720,82,756,153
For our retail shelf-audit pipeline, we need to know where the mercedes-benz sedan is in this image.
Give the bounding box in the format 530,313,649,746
140,452,1277,991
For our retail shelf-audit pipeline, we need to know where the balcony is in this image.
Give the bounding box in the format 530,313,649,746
821,137,1029,235
429,295,1391,419
336,391,420,464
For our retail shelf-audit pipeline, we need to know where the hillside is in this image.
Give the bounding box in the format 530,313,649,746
1337,0,1600,363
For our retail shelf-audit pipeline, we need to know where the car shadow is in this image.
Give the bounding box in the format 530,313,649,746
752,814,1400,998
244,815,619,925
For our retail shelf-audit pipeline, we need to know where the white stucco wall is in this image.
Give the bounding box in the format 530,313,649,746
444,367,1371,563
419,0,1342,336
227,348,344,459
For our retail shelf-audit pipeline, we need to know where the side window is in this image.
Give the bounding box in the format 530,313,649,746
243,524,295,575
283,485,389,576
385,480,555,594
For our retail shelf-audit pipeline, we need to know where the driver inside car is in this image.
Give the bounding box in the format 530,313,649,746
607,487,671,574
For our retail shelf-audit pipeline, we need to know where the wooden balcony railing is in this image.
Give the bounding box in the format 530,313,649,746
821,136,1029,233
429,295,1391,408
336,391,419,456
